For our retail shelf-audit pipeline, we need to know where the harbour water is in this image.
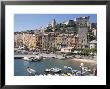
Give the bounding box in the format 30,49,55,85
14,58,96,76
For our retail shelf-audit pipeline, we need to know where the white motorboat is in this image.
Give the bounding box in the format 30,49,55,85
67,67,72,70
44,67,62,75
50,67,62,73
36,55,43,59
45,69,51,72
27,67,36,75
23,57,29,61
29,55,43,61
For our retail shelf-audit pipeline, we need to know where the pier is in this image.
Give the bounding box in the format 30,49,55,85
14,53,65,59
14,55,38,59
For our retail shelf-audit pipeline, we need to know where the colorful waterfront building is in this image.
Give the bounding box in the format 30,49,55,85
41,33,49,51
55,34,62,50
48,32,56,49
14,16,95,52
14,32,23,48
21,32,36,51
36,32,42,51
55,34,68,50
14,31,36,51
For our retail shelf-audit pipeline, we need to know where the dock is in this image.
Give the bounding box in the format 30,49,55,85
14,53,65,59
14,55,37,59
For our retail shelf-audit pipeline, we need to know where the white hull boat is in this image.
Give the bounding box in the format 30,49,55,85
23,57,29,61
27,67,36,75
29,55,43,61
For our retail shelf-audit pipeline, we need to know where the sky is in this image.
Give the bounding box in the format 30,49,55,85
14,14,97,32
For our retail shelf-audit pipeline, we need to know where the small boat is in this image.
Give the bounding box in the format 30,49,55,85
36,55,43,59
64,66,72,70
29,55,43,62
45,69,51,72
64,66,68,69
67,73,72,76
74,70,91,76
29,57,39,61
67,67,72,70
72,70,78,73
61,73,68,76
23,57,29,60
44,67,62,75
29,57,35,61
50,67,61,72
71,70,79,75
83,67,91,72
27,67,36,75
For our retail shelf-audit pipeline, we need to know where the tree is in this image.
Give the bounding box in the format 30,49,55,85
66,52,73,56
90,48,97,54
87,29,96,42
45,27,53,32
82,48,90,54
48,47,59,53
81,48,97,56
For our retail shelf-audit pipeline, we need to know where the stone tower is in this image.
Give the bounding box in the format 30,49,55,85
51,19,56,28
76,16,90,48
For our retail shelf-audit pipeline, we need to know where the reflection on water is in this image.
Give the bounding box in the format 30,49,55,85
14,59,96,76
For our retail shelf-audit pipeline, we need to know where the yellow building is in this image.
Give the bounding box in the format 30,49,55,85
14,32,36,50
55,34,62,49
14,32,23,48
69,34,79,49
42,33,48,50
28,34,36,50
36,33,42,50
54,33,78,50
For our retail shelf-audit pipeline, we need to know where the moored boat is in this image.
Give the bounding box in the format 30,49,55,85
44,67,62,75
50,67,62,73
23,57,29,61
29,55,43,62
27,67,36,75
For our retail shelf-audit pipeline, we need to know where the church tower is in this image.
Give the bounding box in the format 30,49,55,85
51,19,56,28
